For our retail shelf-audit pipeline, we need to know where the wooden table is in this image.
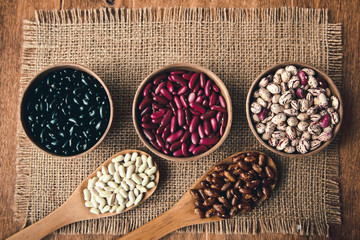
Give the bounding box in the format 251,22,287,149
1,0,359,239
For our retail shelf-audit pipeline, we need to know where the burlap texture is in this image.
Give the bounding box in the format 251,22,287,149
15,7,342,236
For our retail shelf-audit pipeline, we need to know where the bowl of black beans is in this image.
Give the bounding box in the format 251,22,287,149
20,64,113,157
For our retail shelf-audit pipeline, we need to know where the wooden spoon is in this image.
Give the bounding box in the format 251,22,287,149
8,149,160,240
118,150,277,240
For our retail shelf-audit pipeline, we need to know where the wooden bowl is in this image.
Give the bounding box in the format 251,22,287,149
246,62,343,158
133,63,232,162
20,63,113,158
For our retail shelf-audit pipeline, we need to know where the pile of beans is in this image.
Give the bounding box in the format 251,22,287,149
84,152,157,215
190,152,276,219
22,68,111,156
137,71,228,157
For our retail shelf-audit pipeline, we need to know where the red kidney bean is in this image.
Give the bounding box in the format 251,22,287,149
202,100,209,108
216,112,222,123
198,124,205,138
182,72,193,80
191,132,200,145
173,96,182,109
143,83,153,97
205,80,212,97
153,74,167,85
184,108,192,126
181,142,190,156
211,105,226,113
169,102,177,116
153,95,169,105
166,129,184,143
189,108,201,116
188,92,196,103
192,145,208,155
219,95,226,108
197,90,204,97
143,129,155,141
141,122,157,129
155,134,165,148
189,116,200,133
165,142,170,149
180,131,190,143
150,140,162,150
180,95,188,108
150,109,165,119
161,110,173,126
167,81,174,92
161,125,170,140
209,92,217,106
140,106,151,116
189,102,206,114
195,95,203,103
200,136,219,145
221,112,228,127
152,102,164,110
212,84,219,93
189,143,196,152
192,83,200,93
177,109,185,126
160,88,173,101
189,73,199,89
139,98,152,111
200,110,216,120
141,114,151,122
199,73,206,88
203,120,212,136
173,149,183,157
170,75,187,87
156,124,167,135
177,86,188,95
169,141,182,152
170,116,177,133
151,118,162,124
170,71,185,75
155,81,166,95
210,118,218,132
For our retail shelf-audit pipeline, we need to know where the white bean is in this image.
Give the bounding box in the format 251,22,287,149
134,193,143,206
107,194,116,205
131,152,139,161
110,204,118,213
104,186,114,192
134,188,139,197
99,202,106,209
124,161,135,167
138,173,147,179
114,162,120,172
95,181,106,188
146,181,155,189
126,165,135,179
85,201,93,208
141,154,147,163
96,171,103,178
121,181,130,191
97,188,111,198
91,198,99,208
128,190,135,203
88,177,98,189
125,179,136,189
108,163,115,175
102,175,112,183
101,166,109,175
116,205,125,213
83,189,91,201
119,166,126,178
107,181,118,189
90,189,99,197
147,156,154,168
114,172,121,183
95,195,106,205
150,175,155,181
138,163,148,173
112,154,124,163
135,157,142,168
119,189,128,199
124,153,131,162
141,176,149,187
131,174,142,185
90,208,100,215
146,166,157,176
116,193,125,205
100,205,110,213
136,184,147,193
126,200,134,207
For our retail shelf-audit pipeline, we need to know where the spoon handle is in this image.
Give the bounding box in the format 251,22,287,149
118,192,198,240
7,189,84,240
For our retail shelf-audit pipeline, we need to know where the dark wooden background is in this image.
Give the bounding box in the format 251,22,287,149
1,0,359,239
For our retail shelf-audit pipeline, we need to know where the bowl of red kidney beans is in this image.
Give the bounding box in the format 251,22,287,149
133,63,232,161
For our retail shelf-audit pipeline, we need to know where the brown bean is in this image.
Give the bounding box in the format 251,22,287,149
224,171,236,182
198,189,207,199
240,172,254,182
251,196,259,202
213,204,227,215
210,184,221,190
194,208,205,218
217,212,230,219
203,197,216,207
205,175,212,183
252,164,263,173
211,171,221,178
190,189,202,201
239,188,252,195
200,181,210,188
257,171,267,179
205,208,216,218
244,156,257,163
228,164,239,171
214,164,227,171
247,152,259,157
204,187,221,198
258,154,267,166
232,188,242,199
262,178,275,186
218,196,230,205
237,202,252,211
234,179,243,189
243,194,254,200
262,185,271,199
226,189,233,199
229,206,239,217
232,154,245,163
221,182,232,192
231,197,239,206
265,166,276,179
256,188,264,198
232,169,244,176
238,160,251,171
212,177,225,187
194,199,204,208
246,180,261,188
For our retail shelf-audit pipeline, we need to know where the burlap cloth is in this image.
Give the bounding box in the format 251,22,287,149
15,7,342,236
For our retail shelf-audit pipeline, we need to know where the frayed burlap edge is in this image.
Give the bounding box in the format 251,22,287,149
15,7,342,236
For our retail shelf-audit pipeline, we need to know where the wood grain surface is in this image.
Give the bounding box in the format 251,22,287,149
0,0,359,239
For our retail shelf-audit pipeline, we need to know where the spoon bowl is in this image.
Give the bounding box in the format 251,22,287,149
119,150,276,240
8,149,159,239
